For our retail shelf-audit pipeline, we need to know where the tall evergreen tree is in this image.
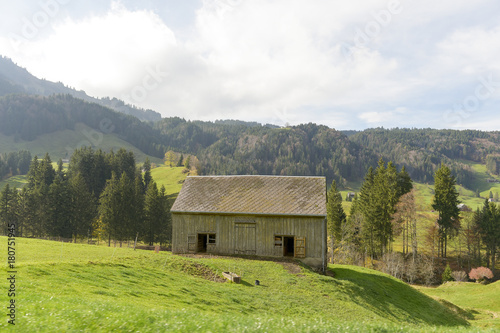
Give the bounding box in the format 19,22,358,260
177,153,184,167
432,163,461,258
0,184,17,235
47,176,72,238
99,172,121,246
144,182,160,246
143,158,152,190
478,200,500,273
69,173,97,238
327,180,346,263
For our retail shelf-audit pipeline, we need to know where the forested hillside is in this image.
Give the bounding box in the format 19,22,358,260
0,56,161,122
349,128,500,188
0,94,166,158
2,92,500,190
155,118,378,185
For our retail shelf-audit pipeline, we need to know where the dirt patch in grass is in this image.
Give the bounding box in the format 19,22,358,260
279,261,304,276
189,262,226,283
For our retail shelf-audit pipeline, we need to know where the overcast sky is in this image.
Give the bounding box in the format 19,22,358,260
1,0,499,130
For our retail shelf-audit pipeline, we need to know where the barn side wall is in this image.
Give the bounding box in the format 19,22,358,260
172,213,327,271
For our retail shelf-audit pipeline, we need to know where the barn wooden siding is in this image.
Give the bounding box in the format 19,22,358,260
172,213,326,267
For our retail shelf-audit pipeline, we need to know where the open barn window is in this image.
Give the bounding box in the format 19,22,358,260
208,234,216,244
274,236,283,247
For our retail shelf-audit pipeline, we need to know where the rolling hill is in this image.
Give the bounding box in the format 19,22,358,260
0,236,475,332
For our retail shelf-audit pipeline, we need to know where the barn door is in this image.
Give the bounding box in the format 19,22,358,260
187,234,197,253
295,237,306,258
234,223,256,255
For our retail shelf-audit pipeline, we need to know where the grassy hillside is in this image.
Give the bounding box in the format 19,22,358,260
149,165,191,198
0,237,475,332
0,174,27,189
0,123,163,164
417,281,500,329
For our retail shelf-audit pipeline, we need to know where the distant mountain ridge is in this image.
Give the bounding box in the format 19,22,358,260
2,56,500,190
0,56,161,122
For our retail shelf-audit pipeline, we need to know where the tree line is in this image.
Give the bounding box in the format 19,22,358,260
0,148,171,246
327,162,499,283
327,159,413,262
3,94,500,192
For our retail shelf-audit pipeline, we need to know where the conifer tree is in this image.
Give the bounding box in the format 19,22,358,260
99,173,121,246
177,153,184,167
143,158,152,190
432,163,461,258
478,200,500,273
144,182,160,246
47,176,72,238
69,173,96,238
327,180,346,263
0,184,17,235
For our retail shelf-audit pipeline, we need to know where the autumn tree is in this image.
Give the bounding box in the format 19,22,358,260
165,150,176,167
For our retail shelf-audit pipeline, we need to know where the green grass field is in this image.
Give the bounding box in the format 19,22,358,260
0,175,28,190
0,237,485,332
0,123,163,164
149,166,191,198
417,281,500,329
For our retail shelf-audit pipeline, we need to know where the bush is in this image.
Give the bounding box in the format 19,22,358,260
451,271,468,282
469,267,494,283
442,264,453,283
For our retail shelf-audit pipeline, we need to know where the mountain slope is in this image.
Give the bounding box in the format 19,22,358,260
0,94,166,158
349,128,500,189
0,56,161,122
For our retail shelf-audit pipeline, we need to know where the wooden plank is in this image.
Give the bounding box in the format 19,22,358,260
295,236,306,258
187,234,196,253
222,272,241,283
234,223,256,255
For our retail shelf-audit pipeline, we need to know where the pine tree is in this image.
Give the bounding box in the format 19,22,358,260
397,166,413,198
326,180,346,263
0,184,17,235
177,153,184,167
47,176,72,238
144,182,160,246
442,264,453,283
432,163,461,258
69,173,96,238
143,158,152,190
478,200,500,273
99,173,121,246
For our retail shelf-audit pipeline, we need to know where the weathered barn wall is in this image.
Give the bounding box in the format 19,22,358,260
172,213,326,270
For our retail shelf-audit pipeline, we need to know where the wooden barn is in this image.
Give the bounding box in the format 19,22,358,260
171,175,327,272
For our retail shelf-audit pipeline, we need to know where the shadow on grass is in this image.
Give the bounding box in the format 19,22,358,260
330,267,470,327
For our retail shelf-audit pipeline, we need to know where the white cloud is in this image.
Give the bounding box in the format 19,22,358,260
1,1,177,97
1,0,500,129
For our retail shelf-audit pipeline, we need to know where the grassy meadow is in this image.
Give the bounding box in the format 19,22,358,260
149,165,191,198
0,123,163,164
1,236,492,332
417,281,500,330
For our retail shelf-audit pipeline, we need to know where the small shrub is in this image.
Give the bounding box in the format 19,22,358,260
451,270,467,282
442,264,453,283
469,267,494,283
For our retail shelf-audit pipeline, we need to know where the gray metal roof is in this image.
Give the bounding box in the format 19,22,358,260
171,175,326,217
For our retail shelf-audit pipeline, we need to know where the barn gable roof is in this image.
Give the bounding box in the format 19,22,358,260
171,175,326,217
